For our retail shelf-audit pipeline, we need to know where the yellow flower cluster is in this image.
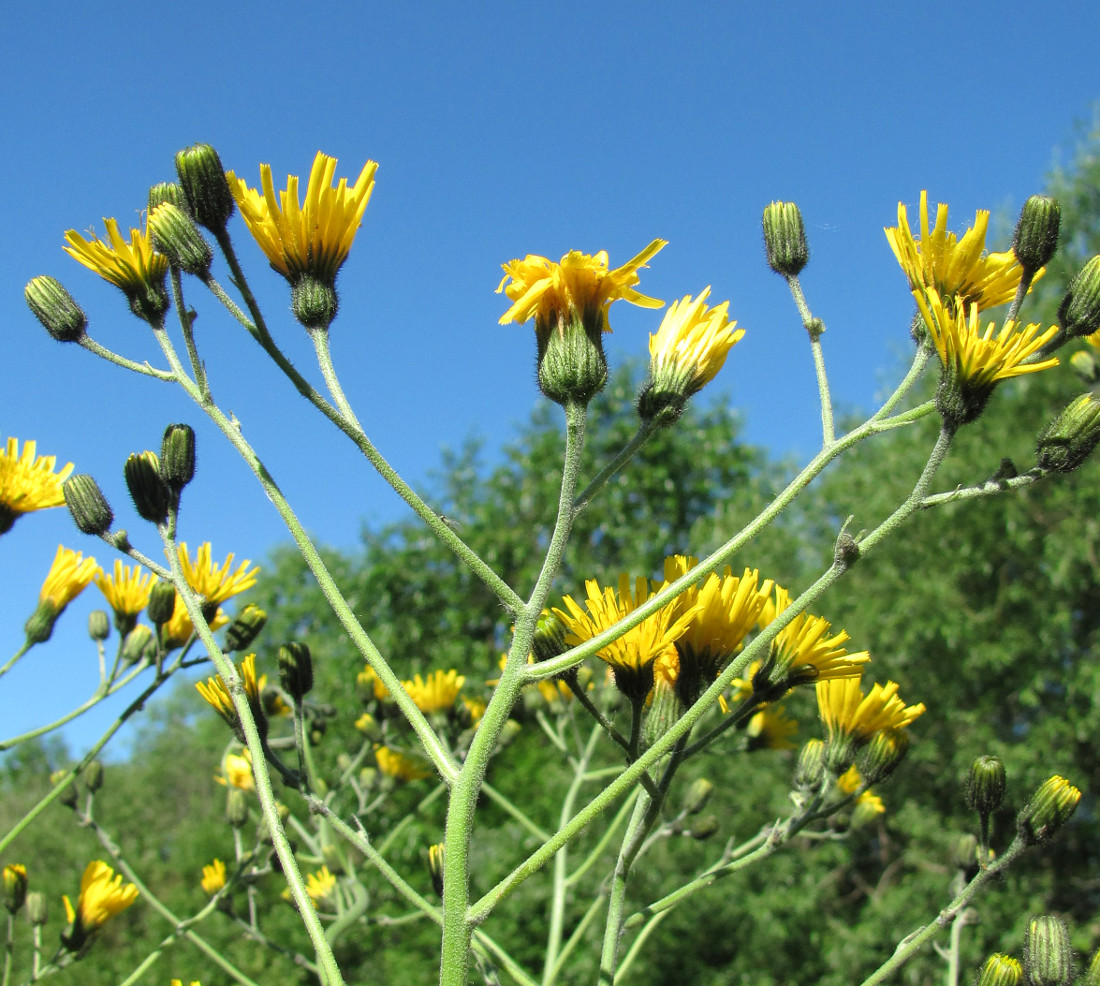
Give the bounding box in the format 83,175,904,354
0,437,72,534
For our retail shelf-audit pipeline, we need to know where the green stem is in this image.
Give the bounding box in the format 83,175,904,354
481,783,552,843
563,791,638,889
572,419,657,517
920,469,1044,509
2,912,12,986
614,910,668,983
169,267,211,401
0,642,31,682
598,792,652,985
77,335,175,379
786,274,834,446
547,891,606,983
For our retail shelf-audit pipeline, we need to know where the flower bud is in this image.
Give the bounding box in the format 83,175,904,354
859,728,908,784
949,833,979,872
532,610,569,664
762,201,809,277
175,143,235,233
121,624,155,666
794,738,826,791
25,275,87,342
535,316,608,407
25,891,48,926
2,864,27,914
224,604,267,652
226,787,249,828
291,275,339,330
975,953,1023,986
966,754,1007,817
1058,255,1100,338
428,843,445,897
147,580,177,626
278,641,314,701
148,182,184,212
50,770,77,808
159,423,196,491
1023,915,1074,986
687,815,720,840
1013,195,1060,276
1036,393,1100,473
88,609,111,642
1080,946,1100,986
682,778,715,815
83,760,104,793
24,603,60,646
643,678,682,748
1017,775,1081,845
124,451,171,524
149,203,213,278
63,474,114,536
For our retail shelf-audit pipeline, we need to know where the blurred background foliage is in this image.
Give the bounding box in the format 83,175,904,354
3,123,1100,985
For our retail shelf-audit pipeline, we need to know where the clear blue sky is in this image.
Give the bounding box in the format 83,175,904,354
1,1,1097,757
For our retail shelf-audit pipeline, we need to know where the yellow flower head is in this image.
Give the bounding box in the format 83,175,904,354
215,749,255,791
62,861,138,941
816,676,925,744
914,286,1058,394
885,191,1036,312
94,562,156,618
176,542,259,607
39,546,99,610
554,573,697,702
357,664,390,701
761,585,870,692
647,289,744,393
0,437,73,534
375,746,432,782
64,218,169,293
161,594,228,651
226,152,378,285
3,864,27,914
171,980,201,986
403,669,465,714
497,239,667,332
200,859,226,895
305,866,337,906
744,705,798,751
195,653,262,728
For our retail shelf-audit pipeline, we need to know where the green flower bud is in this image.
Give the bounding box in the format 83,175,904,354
428,843,445,897
159,423,196,491
24,602,60,646
278,641,314,701
226,787,249,829
532,610,569,664
1013,195,1060,276
146,580,177,626
50,770,77,808
148,182,184,212
1023,915,1074,986
859,728,909,784
25,275,87,342
762,201,809,277
1080,946,1100,986
149,202,213,278
975,953,1023,986
1037,393,1100,473
682,778,715,815
63,474,113,535
88,609,111,642
292,275,339,330
949,833,979,872
124,451,170,524
966,754,1007,817
794,738,826,791
25,891,48,926
120,624,155,666
535,315,609,408
643,680,682,748
1058,255,1100,338
224,604,267,652
688,815,720,840
83,760,104,792
1069,349,1100,384
175,143,235,233
2,864,27,914
1017,775,1081,845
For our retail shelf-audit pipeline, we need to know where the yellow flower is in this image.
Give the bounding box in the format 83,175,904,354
171,980,201,986
885,191,1036,312
94,562,156,618
914,286,1059,392
647,289,744,394
497,239,667,331
0,437,73,534
305,866,337,905
226,152,378,284
200,859,226,895
38,546,99,610
161,594,228,650
195,653,262,727
375,746,432,781
816,676,925,744
837,766,887,822
761,586,870,691
64,218,169,294
176,542,259,607
403,669,465,714
744,705,798,751
554,573,698,701
62,861,138,943
357,664,390,701
3,864,27,914
462,696,486,726
215,749,255,791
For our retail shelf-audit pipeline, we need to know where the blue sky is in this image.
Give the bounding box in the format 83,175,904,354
1,2,1097,757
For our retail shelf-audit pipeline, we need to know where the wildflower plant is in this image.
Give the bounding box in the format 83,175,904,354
0,147,1095,986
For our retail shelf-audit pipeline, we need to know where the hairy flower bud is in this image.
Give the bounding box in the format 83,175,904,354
226,787,249,829
83,760,104,792
159,423,197,491
859,728,908,784
2,864,27,914
148,182,184,212
966,754,1007,817
1058,255,1100,339
1081,946,1100,986
975,953,1023,986
794,738,826,792
428,843,445,897
682,778,714,815
1017,775,1081,845
224,604,267,652
121,624,155,666
762,201,809,277
63,474,114,536
1037,393,1100,473
1013,195,1060,276
291,275,339,331
278,641,314,701
149,203,213,278
175,143,235,233
25,275,87,342
25,891,48,926
146,580,177,626
1023,915,1074,986
88,610,111,642
532,610,569,664
124,451,171,524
